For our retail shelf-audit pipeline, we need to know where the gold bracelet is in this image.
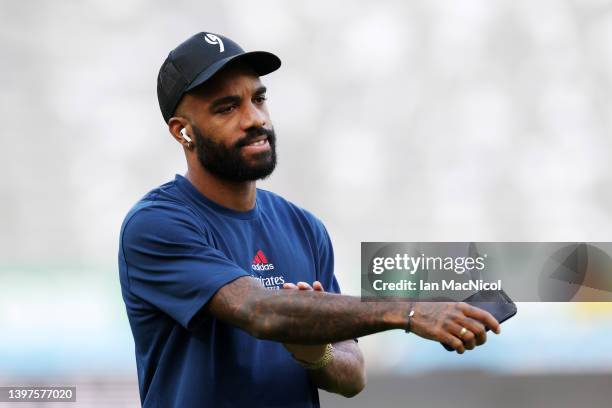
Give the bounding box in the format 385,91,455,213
294,344,334,370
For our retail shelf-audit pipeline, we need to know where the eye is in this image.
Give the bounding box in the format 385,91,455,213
216,105,236,114
253,95,267,105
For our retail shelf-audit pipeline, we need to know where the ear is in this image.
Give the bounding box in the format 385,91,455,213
168,117,193,150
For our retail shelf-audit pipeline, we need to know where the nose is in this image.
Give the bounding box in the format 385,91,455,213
240,100,267,130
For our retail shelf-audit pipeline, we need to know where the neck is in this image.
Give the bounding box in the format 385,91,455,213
185,165,257,212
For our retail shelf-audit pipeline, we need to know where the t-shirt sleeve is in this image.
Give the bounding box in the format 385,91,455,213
314,219,359,342
314,220,341,295
120,203,250,329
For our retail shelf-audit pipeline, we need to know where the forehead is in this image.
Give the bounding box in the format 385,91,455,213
189,66,263,100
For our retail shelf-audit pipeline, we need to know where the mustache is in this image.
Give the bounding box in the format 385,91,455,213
235,127,275,148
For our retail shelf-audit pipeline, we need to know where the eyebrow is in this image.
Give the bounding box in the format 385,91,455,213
254,86,267,96
208,86,267,111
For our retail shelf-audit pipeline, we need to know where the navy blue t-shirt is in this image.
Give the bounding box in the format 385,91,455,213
118,175,340,407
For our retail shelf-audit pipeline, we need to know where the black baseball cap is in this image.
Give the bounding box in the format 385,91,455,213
157,32,281,123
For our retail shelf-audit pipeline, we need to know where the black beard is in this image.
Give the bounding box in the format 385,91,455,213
192,124,277,182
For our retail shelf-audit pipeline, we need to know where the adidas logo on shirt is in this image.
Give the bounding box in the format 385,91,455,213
250,249,285,289
251,249,275,271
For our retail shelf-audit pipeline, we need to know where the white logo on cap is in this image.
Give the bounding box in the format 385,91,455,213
204,33,224,52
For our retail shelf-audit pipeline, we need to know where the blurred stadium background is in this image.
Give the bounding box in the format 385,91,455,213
1,0,612,406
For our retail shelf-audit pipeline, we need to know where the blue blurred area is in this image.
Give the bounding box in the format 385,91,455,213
0,267,135,376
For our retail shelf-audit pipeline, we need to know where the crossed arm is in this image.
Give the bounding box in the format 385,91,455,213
203,275,501,397
204,276,408,343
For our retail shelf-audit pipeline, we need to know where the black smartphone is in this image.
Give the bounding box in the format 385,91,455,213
442,289,517,351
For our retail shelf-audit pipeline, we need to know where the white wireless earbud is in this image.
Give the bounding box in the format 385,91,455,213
180,128,192,143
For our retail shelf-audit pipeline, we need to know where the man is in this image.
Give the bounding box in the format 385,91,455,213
118,32,501,407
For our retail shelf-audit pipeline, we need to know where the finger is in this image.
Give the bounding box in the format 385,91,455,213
441,332,465,354
460,303,501,334
283,283,298,289
461,317,487,346
312,281,325,292
297,281,313,290
451,313,487,345
447,321,476,350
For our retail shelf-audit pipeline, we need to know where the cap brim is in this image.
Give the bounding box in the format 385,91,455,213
185,51,281,92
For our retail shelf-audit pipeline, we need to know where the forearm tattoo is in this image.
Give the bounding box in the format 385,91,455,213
206,276,408,344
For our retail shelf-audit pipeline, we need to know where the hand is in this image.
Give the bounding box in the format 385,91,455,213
409,302,501,354
282,281,328,363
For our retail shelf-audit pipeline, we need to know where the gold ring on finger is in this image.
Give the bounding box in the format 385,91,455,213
459,327,468,338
